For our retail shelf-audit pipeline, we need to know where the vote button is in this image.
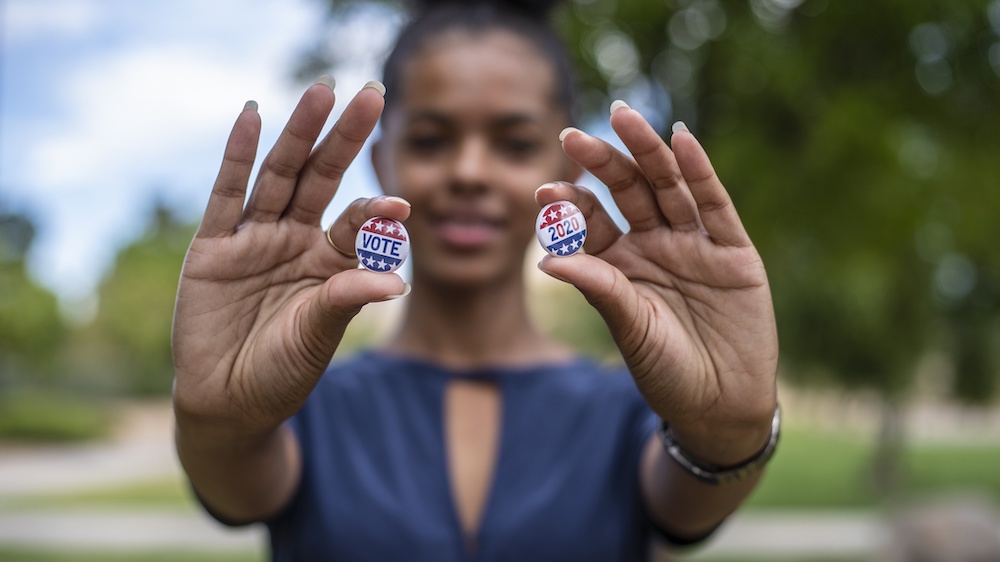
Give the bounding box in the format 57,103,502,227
356,217,409,273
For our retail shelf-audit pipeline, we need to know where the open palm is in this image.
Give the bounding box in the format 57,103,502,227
171,82,408,433
538,106,778,458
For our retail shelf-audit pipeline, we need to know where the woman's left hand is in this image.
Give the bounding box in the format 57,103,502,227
538,103,778,465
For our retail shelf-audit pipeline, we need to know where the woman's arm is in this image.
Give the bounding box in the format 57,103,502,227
537,103,779,537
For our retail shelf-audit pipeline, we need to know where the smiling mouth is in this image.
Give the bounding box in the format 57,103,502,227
432,215,505,249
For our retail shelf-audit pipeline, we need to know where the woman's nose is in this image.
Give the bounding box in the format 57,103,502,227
450,136,490,192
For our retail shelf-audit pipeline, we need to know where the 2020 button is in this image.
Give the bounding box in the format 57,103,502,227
536,201,587,257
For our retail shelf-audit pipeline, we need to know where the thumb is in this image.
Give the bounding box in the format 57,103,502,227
538,254,641,339
297,269,408,362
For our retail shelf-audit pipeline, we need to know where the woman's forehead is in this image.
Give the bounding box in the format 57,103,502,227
394,30,558,117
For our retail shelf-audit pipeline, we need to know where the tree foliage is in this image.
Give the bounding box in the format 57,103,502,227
0,206,66,381
83,203,195,394
301,0,1000,404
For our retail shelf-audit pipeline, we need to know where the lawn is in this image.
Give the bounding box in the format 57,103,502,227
746,428,1000,509
7,426,999,512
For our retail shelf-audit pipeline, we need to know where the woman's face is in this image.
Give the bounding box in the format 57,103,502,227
374,29,579,288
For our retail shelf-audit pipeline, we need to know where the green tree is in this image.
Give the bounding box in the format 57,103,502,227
0,205,66,382
85,203,196,394
301,0,1000,493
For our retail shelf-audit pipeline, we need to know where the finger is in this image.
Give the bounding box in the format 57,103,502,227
559,127,666,232
610,103,702,233
671,125,751,247
534,181,622,255
285,82,386,225
537,253,643,346
198,102,261,238
298,268,410,364
243,77,337,223
324,196,412,259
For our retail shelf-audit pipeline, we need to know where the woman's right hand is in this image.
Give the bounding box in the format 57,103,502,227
171,79,409,435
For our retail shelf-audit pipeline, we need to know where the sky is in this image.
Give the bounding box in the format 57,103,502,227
0,0,629,318
0,0,402,310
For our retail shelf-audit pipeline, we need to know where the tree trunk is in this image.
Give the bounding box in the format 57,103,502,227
872,396,905,500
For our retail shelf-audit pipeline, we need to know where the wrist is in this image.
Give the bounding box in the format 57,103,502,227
174,400,281,454
668,415,775,468
659,405,781,484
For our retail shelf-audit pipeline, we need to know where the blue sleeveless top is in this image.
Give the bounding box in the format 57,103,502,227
267,351,662,561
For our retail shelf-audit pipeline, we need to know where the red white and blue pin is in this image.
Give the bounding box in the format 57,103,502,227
356,217,409,273
535,201,587,257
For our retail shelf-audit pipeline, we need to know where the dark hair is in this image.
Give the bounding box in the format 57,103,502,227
382,0,576,122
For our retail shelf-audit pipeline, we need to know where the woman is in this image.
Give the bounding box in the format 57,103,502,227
172,0,780,559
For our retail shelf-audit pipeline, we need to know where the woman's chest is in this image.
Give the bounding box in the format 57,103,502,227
274,372,650,561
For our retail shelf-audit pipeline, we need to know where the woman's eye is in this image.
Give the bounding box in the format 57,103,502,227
501,139,539,157
407,136,447,152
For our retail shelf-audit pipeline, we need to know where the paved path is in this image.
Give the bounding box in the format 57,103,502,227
0,440,178,497
0,401,179,498
0,510,265,552
692,511,885,559
0,508,884,558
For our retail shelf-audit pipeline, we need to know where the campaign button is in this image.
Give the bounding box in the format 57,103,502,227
355,217,409,273
536,201,587,257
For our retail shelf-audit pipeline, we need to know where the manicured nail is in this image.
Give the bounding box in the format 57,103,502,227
243,100,258,112
671,121,689,134
363,80,386,96
382,195,410,208
610,99,630,114
534,182,560,196
559,127,583,142
314,75,336,91
384,283,411,300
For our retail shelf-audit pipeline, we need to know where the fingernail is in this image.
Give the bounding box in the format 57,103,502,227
314,75,336,91
610,99,630,114
243,100,258,113
535,182,557,195
671,121,689,134
382,195,410,208
363,80,386,96
384,283,411,300
559,127,582,142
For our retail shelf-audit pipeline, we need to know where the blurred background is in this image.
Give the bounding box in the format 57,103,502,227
1,0,999,560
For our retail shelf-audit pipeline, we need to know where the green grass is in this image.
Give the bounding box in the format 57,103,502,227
5,427,998,513
903,442,1000,497
3,477,193,511
0,390,110,442
746,427,1000,509
747,428,877,508
0,549,262,562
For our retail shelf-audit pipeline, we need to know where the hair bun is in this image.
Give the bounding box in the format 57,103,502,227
408,0,563,19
